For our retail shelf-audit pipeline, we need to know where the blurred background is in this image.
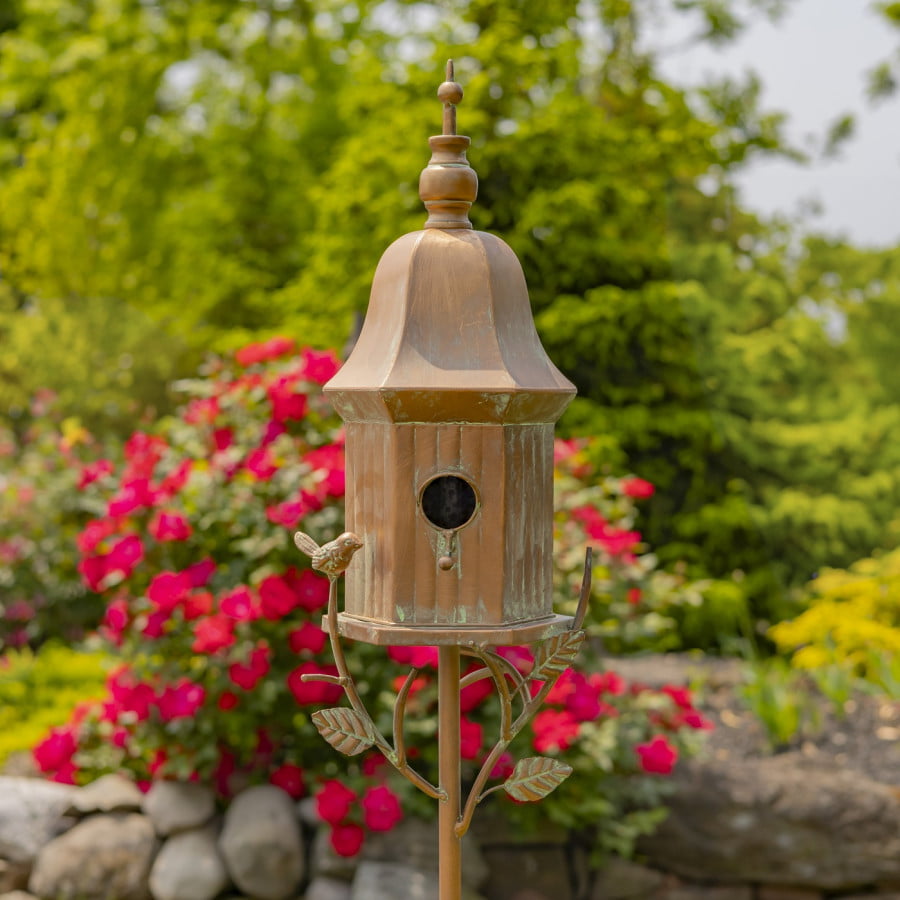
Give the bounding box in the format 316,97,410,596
1,0,900,634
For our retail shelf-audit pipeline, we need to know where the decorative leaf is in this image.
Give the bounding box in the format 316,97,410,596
311,708,375,756
503,757,573,802
532,630,585,681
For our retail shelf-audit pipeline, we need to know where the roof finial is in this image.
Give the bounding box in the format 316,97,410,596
437,59,464,136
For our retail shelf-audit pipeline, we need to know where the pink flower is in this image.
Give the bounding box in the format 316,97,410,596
387,646,439,668
268,376,308,423
235,336,296,367
266,491,320,527
101,597,130,645
246,447,278,480
107,477,159,516
621,477,655,499
532,709,581,754
158,460,193,500
300,348,340,385
77,518,120,555
213,428,233,451
627,587,642,605
635,735,678,774
285,568,330,612
330,823,365,857
259,574,299,620
490,752,515,780
183,396,220,425
105,534,144,579
228,645,271,691
260,420,287,447
186,558,216,588
661,685,694,709
149,510,192,542
33,726,76,773
191,614,235,653
288,622,327,654
182,591,213,621
220,586,260,622
362,785,403,832
316,779,356,825
78,459,114,489
107,670,155,722
78,555,108,592
460,717,483,761
218,691,239,711
287,662,343,705
589,670,625,696
157,680,206,722
270,763,306,799
148,571,192,613
598,527,641,557
460,665,494,713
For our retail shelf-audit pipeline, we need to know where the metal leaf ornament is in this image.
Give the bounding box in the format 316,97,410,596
503,757,573,802
532,630,585,681
311,708,375,756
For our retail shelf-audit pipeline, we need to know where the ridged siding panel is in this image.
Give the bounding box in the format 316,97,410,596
343,421,553,628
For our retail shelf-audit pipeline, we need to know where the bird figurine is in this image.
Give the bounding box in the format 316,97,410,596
294,531,363,579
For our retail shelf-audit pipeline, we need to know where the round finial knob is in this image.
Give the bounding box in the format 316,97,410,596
438,81,463,106
438,556,455,571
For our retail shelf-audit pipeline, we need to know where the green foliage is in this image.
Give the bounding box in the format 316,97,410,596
0,643,109,768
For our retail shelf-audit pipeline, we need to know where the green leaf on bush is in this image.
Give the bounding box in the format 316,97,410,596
311,707,375,756
503,757,573,802
532,631,585,681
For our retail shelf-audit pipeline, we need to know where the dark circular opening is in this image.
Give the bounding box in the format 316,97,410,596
420,475,478,530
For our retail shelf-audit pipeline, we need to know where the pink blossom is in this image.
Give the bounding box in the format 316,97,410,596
107,477,159,516
266,491,320,527
105,534,144,579
621,476,655,499
270,763,305,799
220,586,260,622
78,459,114,489
532,709,581,754
213,428,233,451
300,348,340,384
362,785,403,832
460,717,483,761
635,735,678,774
191,614,235,653
33,726,76,773
235,336,296,367
268,376,308,423
288,621,327,654
77,518,120,554
287,662,343,705
101,597,130,644
186,558,216,588
589,670,626,696
285,568,330,612
218,691,239,711
490,752,515,780
182,591,214,621
183,396,220,425
148,571,192,614
246,447,278,480
157,460,193,501
149,511,193,542
229,645,271,691
259,574,299,620
387,646,439,668
78,555,109,592
316,779,356,825
158,680,206,721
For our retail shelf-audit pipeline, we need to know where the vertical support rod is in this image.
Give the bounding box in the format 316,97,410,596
438,645,462,900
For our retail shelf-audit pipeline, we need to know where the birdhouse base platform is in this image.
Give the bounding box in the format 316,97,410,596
326,612,575,646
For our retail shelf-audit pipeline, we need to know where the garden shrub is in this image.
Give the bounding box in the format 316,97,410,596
770,548,900,683
28,338,712,863
0,642,109,768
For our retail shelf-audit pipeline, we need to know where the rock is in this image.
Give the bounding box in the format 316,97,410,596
0,891,40,900
350,861,486,900
67,774,143,815
218,785,304,900
0,776,76,864
148,825,229,900
481,845,571,900
309,826,359,883
639,755,900,890
305,877,353,900
142,781,216,836
297,796,320,828
28,812,157,900
362,817,488,890
0,859,30,894
590,858,666,899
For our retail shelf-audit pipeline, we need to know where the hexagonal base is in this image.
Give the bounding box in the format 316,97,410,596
327,612,575,646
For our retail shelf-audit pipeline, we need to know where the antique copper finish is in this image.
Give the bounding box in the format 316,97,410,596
300,63,590,900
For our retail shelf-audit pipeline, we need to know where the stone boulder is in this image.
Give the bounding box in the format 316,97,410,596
0,777,75,865
639,754,900,890
218,785,304,900
148,825,229,900
28,813,157,900
67,774,143,816
142,781,215,836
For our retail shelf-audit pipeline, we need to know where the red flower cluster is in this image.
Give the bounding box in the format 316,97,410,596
315,778,403,856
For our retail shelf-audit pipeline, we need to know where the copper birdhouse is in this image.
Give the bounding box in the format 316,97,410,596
324,66,576,646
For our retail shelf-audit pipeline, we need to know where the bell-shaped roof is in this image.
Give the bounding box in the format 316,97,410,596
325,62,575,425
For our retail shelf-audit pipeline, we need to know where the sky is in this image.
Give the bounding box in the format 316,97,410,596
654,0,900,247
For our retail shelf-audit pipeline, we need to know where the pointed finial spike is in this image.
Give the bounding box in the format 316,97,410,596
437,59,463,136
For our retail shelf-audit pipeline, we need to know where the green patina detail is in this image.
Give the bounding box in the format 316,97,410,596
396,607,406,622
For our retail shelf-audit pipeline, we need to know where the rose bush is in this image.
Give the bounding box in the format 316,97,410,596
28,338,711,862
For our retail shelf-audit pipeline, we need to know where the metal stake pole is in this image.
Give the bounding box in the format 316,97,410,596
438,644,462,900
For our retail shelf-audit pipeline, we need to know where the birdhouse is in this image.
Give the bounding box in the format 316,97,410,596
324,66,576,646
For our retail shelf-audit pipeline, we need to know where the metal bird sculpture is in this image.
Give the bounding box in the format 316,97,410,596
294,531,363,579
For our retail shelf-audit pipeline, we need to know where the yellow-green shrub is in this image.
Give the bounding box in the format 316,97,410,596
769,548,900,672
0,643,110,768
